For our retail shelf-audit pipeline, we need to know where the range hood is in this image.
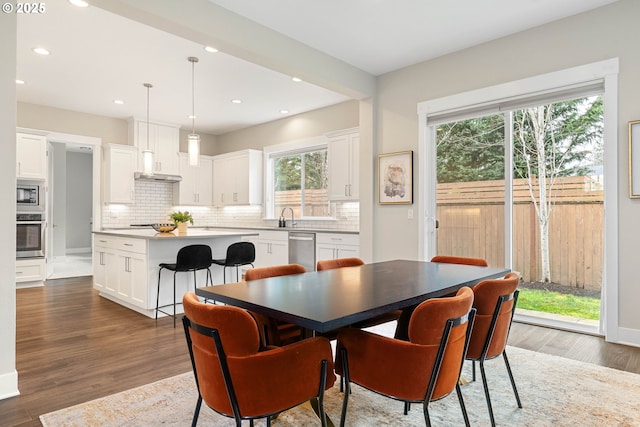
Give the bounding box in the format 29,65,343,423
134,172,182,182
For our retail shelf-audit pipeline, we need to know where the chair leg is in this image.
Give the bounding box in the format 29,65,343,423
173,272,177,328
455,382,471,427
223,267,226,284
155,268,163,320
479,360,496,427
339,350,350,427
472,360,476,381
422,402,432,427
503,350,522,408
191,395,202,427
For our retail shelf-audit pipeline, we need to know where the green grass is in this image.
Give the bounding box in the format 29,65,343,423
516,288,601,320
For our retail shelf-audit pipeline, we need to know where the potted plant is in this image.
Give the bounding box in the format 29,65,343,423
170,210,193,233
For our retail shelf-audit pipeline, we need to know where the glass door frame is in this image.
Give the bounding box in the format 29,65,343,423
417,59,619,340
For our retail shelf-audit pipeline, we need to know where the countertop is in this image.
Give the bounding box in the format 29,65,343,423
100,226,359,236
93,228,259,240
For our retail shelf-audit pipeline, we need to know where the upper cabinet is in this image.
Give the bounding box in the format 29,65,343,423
129,118,180,175
213,149,263,206
327,128,359,201
103,144,137,204
174,153,213,206
16,133,47,180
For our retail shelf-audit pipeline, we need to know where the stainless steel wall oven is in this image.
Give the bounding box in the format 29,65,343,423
17,213,45,258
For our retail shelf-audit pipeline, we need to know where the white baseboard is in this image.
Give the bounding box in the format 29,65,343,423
0,370,19,401
611,326,640,348
66,247,91,255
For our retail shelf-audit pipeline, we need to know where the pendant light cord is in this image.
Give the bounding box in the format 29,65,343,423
144,82,152,151
188,57,198,135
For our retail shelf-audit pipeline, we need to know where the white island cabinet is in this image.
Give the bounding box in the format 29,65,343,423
92,228,257,318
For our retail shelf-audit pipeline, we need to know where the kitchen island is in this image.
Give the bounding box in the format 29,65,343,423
92,228,258,318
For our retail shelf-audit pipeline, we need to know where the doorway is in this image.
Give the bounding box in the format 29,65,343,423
44,132,102,280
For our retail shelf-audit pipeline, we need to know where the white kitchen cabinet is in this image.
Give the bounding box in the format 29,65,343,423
103,144,137,204
242,230,288,269
92,235,148,309
327,128,359,201
213,149,262,206
16,258,46,286
174,153,213,206
16,133,47,180
129,117,180,175
316,233,360,261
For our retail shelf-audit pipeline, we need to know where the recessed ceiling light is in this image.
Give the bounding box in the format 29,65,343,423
188,115,196,119
291,77,302,83
16,79,25,85
68,0,89,7
204,46,218,53
33,47,50,55
280,110,289,114
231,99,242,104
113,99,124,105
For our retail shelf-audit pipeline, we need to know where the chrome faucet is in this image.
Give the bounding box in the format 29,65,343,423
281,207,297,227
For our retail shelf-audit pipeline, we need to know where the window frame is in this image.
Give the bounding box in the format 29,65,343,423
263,136,330,220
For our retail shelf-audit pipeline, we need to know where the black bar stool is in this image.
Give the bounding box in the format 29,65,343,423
212,241,256,283
156,244,213,327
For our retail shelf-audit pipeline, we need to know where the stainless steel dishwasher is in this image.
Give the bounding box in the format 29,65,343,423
288,231,316,272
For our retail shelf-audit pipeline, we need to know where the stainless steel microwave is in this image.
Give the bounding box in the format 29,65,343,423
17,181,43,210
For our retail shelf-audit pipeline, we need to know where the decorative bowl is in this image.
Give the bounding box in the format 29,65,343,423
151,223,177,233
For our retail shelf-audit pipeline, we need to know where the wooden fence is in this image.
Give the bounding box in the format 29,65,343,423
437,176,603,290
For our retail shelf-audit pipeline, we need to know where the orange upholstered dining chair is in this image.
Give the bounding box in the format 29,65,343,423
465,272,522,427
182,292,335,427
317,257,402,329
244,264,306,347
394,255,488,340
316,257,365,271
335,287,476,427
431,255,489,267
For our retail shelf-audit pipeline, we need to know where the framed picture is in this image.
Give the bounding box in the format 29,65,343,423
630,120,640,198
378,151,413,204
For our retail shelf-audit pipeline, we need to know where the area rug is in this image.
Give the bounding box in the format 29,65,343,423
40,345,640,427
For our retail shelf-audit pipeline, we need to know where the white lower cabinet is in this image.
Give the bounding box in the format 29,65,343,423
316,233,360,261
242,230,289,269
16,258,46,285
93,236,148,308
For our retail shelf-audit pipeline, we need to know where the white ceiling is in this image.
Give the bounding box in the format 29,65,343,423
16,0,618,136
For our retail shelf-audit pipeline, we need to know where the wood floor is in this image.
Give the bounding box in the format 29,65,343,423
1,277,640,427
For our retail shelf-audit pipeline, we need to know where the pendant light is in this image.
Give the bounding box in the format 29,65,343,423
187,56,200,166
142,82,154,175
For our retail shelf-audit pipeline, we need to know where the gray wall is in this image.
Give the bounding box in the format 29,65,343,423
374,0,640,331
66,151,93,251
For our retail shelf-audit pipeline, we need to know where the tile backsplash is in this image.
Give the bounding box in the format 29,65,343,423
102,181,359,231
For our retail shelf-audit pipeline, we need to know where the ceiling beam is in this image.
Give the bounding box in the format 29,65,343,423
91,0,376,99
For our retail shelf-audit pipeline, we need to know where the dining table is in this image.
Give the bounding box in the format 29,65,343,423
195,259,510,333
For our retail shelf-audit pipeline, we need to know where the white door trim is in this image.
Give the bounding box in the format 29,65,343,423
417,58,620,343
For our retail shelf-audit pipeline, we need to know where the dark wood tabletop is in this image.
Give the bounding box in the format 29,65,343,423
196,259,510,333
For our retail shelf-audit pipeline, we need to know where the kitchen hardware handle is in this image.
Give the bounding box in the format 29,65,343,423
345,184,348,197
123,243,134,247
330,237,343,241
289,236,314,241
16,221,44,225
348,184,352,196
98,239,107,243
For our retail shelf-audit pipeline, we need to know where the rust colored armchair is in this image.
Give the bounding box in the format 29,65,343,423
316,257,365,271
394,255,488,340
182,292,335,427
317,257,402,329
335,287,476,427
244,264,306,347
466,272,522,426
431,255,488,267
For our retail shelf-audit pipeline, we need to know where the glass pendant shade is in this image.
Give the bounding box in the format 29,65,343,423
187,57,200,167
143,82,154,175
142,149,154,174
188,134,200,166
